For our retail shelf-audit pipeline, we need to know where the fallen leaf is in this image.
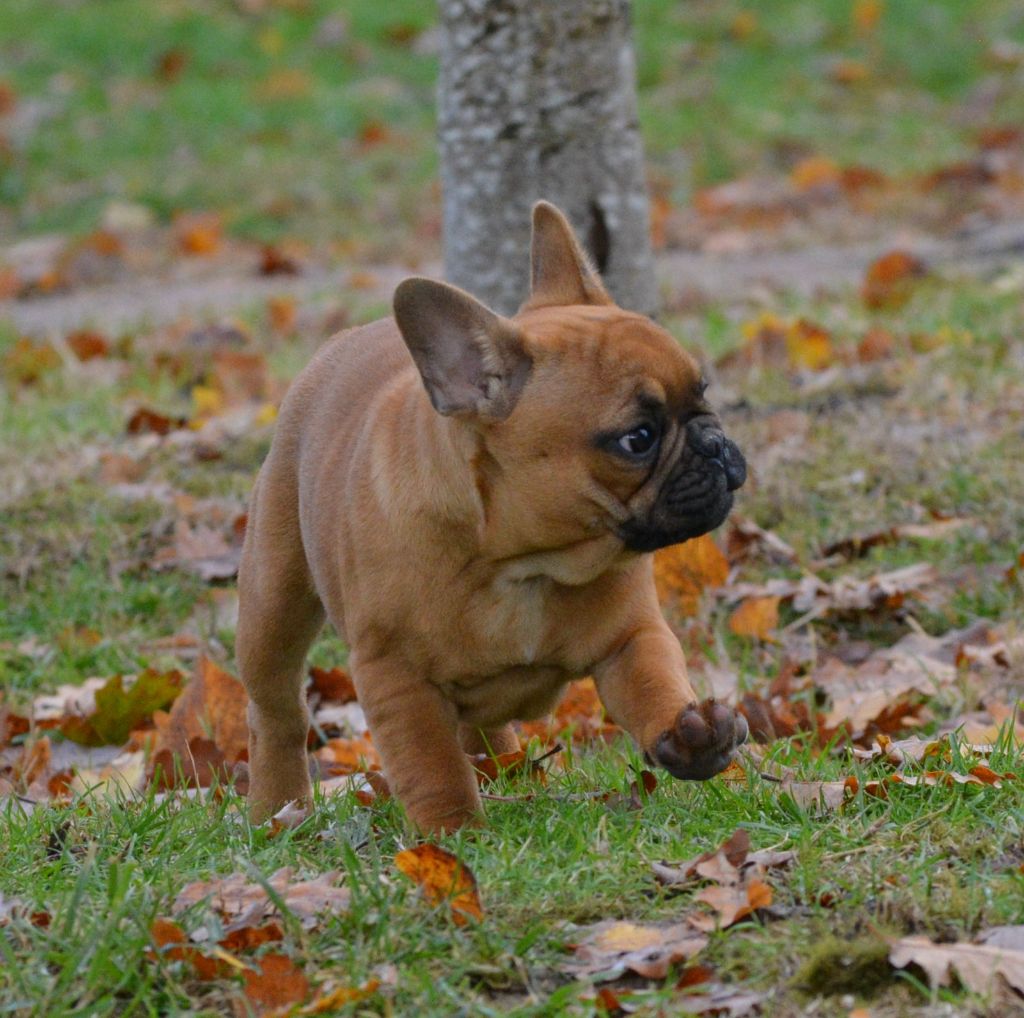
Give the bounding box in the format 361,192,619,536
66,329,110,361
126,407,188,436
785,319,834,370
728,597,780,640
654,534,729,615
779,779,850,811
309,666,358,704
150,657,249,787
674,984,766,1016
689,878,772,931
243,953,310,1015
313,736,380,776
789,157,841,192
267,295,297,335
149,917,229,980
60,670,184,746
518,678,618,744
285,980,380,1015
890,934,1024,995
153,519,241,581
853,0,883,34
394,844,483,926
174,867,349,931
569,920,708,980
857,327,895,362
862,250,926,309
175,211,223,256
154,48,188,83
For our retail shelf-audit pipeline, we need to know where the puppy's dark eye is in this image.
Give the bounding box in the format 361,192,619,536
617,424,658,457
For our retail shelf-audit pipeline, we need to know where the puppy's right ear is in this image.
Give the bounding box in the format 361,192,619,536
394,278,532,421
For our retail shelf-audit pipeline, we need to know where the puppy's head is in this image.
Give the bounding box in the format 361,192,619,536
393,202,745,561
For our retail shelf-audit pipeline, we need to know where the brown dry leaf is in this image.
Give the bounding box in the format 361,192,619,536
890,934,1024,995
728,597,780,640
153,519,241,582
862,250,927,309
822,518,974,559
149,917,230,981
126,407,188,436
470,748,531,785
652,829,794,889
174,211,223,256
150,657,249,787
309,666,358,704
12,736,51,786
654,534,729,615
689,879,772,931
674,985,765,1016
725,518,797,566
569,920,708,980
779,779,849,811
154,47,188,83
243,953,310,1015
174,867,349,931
259,243,302,277
395,845,482,926
66,329,111,362
857,326,895,362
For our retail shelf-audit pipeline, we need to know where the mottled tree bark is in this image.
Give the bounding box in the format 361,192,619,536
437,0,658,316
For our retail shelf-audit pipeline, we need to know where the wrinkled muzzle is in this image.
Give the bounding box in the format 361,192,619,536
619,416,746,553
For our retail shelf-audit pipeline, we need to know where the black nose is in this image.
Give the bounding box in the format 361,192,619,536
686,419,746,492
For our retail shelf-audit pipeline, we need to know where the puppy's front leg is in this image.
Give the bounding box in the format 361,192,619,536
593,620,747,780
355,658,482,833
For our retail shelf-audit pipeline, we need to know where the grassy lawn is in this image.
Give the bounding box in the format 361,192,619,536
3,1,1024,1016
2,0,1023,245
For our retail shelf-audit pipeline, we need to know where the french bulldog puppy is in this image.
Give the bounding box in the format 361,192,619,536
237,202,748,832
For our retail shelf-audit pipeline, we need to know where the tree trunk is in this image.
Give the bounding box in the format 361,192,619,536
437,0,658,317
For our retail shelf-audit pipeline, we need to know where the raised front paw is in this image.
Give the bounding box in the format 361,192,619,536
648,699,749,780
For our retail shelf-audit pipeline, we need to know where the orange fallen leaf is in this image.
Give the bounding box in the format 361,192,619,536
313,736,380,776
394,844,483,926
66,329,111,361
243,953,310,1015
789,156,841,192
518,678,618,744
149,917,230,981
862,250,927,309
309,666,358,704
267,294,297,335
728,597,780,640
853,0,883,34
689,878,772,931
654,534,729,615
857,327,895,362
174,211,223,256
286,980,381,1015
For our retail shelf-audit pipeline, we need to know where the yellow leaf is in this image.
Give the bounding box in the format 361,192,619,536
786,319,834,370
394,844,483,925
653,534,729,616
853,0,883,34
728,596,781,640
192,385,224,418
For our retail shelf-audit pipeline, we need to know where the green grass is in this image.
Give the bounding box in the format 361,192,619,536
2,271,1024,1014
3,735,1024,1016
2,0,1023,244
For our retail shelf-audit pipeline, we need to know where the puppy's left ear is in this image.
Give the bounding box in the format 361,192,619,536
523,201,614,310
394,278,532,420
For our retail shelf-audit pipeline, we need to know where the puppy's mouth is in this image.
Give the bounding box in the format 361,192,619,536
617,419,746,554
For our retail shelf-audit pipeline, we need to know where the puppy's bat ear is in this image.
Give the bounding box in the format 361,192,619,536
394,278,532,420
523,201,613,311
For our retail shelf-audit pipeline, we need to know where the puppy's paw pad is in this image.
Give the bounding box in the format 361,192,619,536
651,699,748,780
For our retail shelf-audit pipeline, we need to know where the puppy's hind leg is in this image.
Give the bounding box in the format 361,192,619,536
237,470,325,823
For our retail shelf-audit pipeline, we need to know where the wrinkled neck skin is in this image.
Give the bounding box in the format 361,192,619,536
409,399,635,589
